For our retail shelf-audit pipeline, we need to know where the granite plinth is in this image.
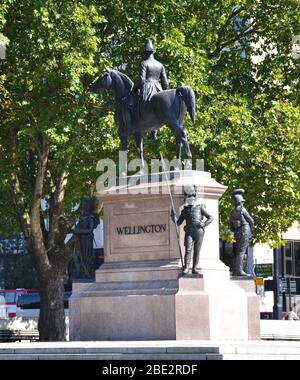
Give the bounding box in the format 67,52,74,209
69,170,260,341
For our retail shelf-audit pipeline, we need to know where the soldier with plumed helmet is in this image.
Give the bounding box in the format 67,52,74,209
171,185,213,275
70,196,100,279
230,189,254,276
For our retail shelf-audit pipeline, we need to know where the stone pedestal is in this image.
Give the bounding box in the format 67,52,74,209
233,278,261,340
69,170,260,341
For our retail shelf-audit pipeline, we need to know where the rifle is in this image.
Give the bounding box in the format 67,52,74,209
160,153,184,269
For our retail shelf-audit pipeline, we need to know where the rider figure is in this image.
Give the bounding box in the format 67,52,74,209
127,39,169,137
139,38,169,105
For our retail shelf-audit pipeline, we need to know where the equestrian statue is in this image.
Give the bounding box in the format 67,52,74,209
90,39,195,170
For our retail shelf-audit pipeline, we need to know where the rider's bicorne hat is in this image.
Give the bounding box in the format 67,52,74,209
143,38,155,53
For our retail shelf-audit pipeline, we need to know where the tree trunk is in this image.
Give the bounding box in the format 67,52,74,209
38,268,66,341
11,144,73,341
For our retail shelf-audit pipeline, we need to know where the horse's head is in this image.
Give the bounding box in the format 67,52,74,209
89,66,113,93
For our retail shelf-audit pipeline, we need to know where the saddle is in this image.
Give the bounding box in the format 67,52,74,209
126,87,157,139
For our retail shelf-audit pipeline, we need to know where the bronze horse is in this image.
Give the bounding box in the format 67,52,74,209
90,68,195,167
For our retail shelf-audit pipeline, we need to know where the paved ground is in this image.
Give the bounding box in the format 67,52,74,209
1,340,300,360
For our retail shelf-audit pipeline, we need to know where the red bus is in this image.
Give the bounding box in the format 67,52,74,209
0,289,37,318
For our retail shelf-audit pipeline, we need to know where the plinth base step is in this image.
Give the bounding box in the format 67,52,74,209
1,340,300,360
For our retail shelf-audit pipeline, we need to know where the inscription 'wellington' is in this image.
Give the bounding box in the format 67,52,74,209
116,224,167,235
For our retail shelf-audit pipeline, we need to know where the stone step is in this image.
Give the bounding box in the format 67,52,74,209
95,260,182,283
73,280,179,297
95,260,232,284
0,353,210,360
260,320,300,341
220,353,300,360
1,341,300,360
0,345,220,355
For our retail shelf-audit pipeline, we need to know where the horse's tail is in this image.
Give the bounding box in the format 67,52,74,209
176,86,195,123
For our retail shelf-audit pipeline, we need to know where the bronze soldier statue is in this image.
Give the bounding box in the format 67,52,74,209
230,189,254,276
171,185,213,275
71,196,100,279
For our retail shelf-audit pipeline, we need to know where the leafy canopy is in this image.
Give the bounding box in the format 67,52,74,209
0,0,299,245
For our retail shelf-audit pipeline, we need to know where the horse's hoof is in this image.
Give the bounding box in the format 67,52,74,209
184,159,193,170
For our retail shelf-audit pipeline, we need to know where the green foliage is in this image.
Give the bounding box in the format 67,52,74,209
0,236,38,288
0,0,12,49
206,99,300,244
0,0,299,246
96,0,300,244
0,1,115,226
1,253,38,289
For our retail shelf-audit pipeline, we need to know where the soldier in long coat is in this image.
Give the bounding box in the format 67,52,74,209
230,189,254,276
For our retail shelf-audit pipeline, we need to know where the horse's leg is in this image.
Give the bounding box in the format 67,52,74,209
175,135,182,161
117,109,128,150
182,128,192,160
119,134,128,176
134,133,145,174
180,126,192,169
125,108,132,138
169,121,192,161
119,134,128,151
118,116,128,176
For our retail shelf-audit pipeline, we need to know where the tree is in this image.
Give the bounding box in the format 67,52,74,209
0,0,299,340
0,0,115,341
